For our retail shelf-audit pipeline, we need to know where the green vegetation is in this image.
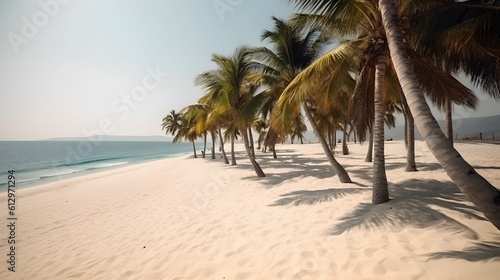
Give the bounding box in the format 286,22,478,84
162,0,500,230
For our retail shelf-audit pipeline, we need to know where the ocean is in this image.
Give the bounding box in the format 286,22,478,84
0,141,197,191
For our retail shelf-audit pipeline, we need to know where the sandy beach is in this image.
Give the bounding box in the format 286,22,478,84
1,140,499,279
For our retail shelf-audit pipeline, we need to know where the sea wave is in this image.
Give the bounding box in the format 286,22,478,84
12,156,129,173
16,177,42,183
57,156,130,168
84,162,129,170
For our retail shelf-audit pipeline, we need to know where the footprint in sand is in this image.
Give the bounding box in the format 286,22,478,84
275,244,335,279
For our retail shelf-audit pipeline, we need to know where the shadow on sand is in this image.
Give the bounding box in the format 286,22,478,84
215,146,500,261
227,149,337,187
426,241,500,262
329,179,485,237
270,178,499,261
269,187,369,207
215,146,500,262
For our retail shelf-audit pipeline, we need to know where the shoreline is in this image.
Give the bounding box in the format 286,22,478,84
0,149,193,193
0,152,192,199
1,140,499,279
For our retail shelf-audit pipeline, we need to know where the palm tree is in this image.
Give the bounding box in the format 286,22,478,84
285,0,482,204
182,104,218,159
252,16,352,183
289,114,307,144
162,111,199,158
196,70,231,164
412,1,499,145
252,117,268,151
379,0,500,229
198,47,267,177
185,108,207,159
283,1,392,202
399,89,417,171
161,110,182,136
408,0,500,100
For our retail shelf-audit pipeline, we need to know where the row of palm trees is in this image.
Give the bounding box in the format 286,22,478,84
162,0,500,230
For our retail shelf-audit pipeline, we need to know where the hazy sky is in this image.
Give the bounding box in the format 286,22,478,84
0,0,498,141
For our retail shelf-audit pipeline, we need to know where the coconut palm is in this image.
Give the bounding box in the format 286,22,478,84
252,16,352,183
162,109,198,157
161,110,182,136
252,117,268,151
408,0,500,99
285,0,481,204
399,89,417,171
198,47,267,177
196,70,231,164
283,1,392,202
406,0,498,146
163,111,199,158
289,114,307,144
182,104,219,159
379,0,500,229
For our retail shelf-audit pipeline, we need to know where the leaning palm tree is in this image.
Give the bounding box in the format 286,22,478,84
252,117,268,151
162,109,199,157
409,0,500,99
182,104,219,159
165,111,199,158
284,3,392,201
410,0,499,145
289,114,307,144
379,0,500,229
161,110,182,136
252,16,352,183
285,0,482,204
196,70,231,164
198,47,267,177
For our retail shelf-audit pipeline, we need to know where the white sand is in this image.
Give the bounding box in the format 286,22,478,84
1,140,499,279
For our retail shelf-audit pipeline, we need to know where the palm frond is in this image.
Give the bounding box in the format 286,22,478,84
407,48,478,110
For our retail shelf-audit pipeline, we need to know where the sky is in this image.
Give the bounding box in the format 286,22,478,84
0,0,498,141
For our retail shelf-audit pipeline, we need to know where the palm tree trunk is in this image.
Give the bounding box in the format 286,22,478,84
272,144,277,159
218,128,229,164
399,90,417,171
380,0,500,229
327,129,333,151
372,51,389,204
365,126,374,162
230,132,236,166
303,103,352,183
403,106,408,149
242,127,265,177
202,132,207,158
354,128,357,144
446,98,454,146
248,127,256,158
333,124,337,149
210,130,216,159
342,122,349,155
406,109,418,171
191,140,198,159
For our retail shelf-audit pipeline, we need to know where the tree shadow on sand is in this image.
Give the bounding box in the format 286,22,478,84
426,241,500,262
269,188,369,206
330,179,486,240
233,152,339,187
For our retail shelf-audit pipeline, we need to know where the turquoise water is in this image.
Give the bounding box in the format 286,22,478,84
0,141,197,191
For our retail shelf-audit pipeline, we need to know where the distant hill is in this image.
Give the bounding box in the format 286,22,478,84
45,135,173,142
300,114,500,142
47,115,500,143
385,114,500,141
